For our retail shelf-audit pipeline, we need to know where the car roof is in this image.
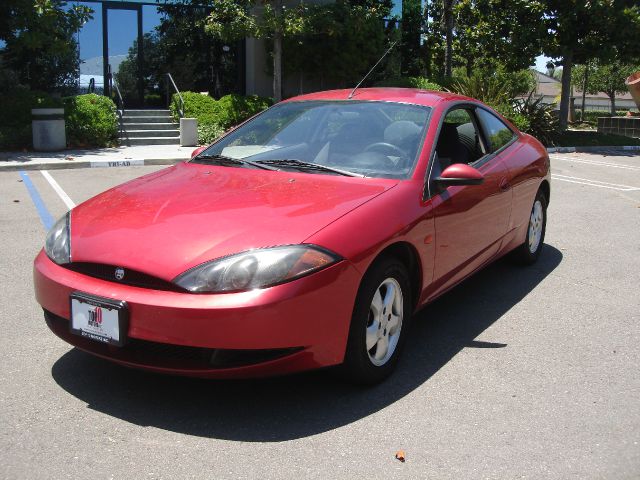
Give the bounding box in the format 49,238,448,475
282,88,475,108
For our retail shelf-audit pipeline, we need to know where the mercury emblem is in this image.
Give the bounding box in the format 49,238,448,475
115,267,125,280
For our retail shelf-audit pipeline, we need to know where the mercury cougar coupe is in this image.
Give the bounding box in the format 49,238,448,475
34,88,550,384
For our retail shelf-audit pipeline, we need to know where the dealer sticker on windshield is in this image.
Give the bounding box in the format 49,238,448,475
70,293,128,347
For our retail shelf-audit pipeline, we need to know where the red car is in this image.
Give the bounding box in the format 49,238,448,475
34,88,549,384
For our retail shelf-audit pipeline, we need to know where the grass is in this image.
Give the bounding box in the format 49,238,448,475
547,130,640,148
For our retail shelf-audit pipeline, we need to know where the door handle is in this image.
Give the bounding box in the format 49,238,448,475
499,178,510,191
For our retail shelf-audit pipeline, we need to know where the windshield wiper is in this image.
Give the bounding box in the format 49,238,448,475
194,154,278,171
255,159,364,177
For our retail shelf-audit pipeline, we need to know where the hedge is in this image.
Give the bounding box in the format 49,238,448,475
171,92,273,144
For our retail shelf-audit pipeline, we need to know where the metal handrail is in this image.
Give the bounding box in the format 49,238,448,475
107,64,125,115
165,73,184,118
112,80,125,115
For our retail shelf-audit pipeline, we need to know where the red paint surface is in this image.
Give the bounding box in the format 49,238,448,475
70,162,396,280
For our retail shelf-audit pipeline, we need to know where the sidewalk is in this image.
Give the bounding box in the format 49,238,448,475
0,145,195,171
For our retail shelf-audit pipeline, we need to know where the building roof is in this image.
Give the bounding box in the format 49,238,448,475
532,69,633,101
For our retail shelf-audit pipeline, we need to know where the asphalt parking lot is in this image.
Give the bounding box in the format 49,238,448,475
1,151,639,479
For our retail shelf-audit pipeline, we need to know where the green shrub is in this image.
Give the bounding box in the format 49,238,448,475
215,94,273,129
0,89,62,150
451,72,558,145
511,92,559,145
493,104,531,133
450,73,511,106
171,92,221,124
64,94,118,147
489,92,558,145
375,77,444,91
172,92,273,144
578,110,629,126
198,123,226,145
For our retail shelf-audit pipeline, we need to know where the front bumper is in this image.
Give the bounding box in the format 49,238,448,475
34,250,361,378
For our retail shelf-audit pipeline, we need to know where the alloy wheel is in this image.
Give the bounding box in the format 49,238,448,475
366,277,403,366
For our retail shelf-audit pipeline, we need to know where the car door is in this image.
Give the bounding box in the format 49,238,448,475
426,106,513,297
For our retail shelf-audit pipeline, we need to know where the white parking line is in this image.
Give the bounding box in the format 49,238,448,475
551,174,640,191
40,170,76,209
550,155,640,171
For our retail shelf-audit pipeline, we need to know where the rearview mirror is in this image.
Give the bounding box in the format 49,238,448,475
434,163,484,186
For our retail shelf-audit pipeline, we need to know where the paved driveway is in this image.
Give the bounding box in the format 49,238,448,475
1,152,638,479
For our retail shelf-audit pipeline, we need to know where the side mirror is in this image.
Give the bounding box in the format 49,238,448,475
191,146,207,159
434,163,484,186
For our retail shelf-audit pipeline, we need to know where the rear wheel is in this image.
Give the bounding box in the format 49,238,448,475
514,190,547,265
342,257,411,384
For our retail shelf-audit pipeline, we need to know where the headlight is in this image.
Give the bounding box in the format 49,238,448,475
173,245,341,293
45,213,71,265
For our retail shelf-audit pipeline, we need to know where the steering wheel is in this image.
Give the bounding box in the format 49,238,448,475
364,142,407,160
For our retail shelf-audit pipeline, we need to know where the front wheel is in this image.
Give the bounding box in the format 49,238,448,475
513,190,547,265
342,257,412,384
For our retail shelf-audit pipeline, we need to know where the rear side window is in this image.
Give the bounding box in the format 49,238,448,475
476,109,515,152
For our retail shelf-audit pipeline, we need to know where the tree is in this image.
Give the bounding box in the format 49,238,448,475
573,59,639,115
401,0,423,76
422,0,542,81
157,3,239,97
114,3,242,105
205,0,281,100
205,0,390,101
538,1,640,129
283,2,390,90
115,33,164,105
453,0,541,73
0,0,92,93
442,0,454,78
442,1,640,130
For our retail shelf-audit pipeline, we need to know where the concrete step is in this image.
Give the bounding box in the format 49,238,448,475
120,109,172,117
121,137,181,146
119,129,180,138
122,116,173,124
120,122,178,130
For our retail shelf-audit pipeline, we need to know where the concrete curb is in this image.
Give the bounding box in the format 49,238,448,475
0,157,185,172
547,145,640,153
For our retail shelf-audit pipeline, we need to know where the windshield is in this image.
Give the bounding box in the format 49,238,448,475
193,100,431,179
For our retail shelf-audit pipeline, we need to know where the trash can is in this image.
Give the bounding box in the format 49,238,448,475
32,108,66,151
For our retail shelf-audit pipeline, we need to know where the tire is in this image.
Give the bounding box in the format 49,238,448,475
513,190,547,265
342,257,412,384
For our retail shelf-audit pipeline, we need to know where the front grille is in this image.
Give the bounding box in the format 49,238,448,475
64,262,183,292
44,310,302,370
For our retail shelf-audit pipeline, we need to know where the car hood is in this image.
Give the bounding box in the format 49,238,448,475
70,162,397,280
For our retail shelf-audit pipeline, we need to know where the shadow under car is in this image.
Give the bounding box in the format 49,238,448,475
51,245,563,442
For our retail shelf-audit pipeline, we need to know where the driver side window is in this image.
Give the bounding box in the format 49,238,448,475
432,108,485,178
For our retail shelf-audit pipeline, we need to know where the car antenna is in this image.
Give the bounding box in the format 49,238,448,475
348,40,398,100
